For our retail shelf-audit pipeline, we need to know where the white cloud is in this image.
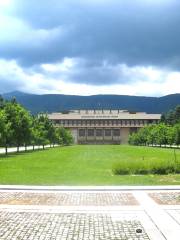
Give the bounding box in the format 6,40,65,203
0,58,179,96
42,58,75,73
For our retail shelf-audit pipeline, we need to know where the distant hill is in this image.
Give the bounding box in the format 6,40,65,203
2,91,180,114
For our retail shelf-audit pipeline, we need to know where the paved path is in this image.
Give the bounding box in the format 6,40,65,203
0,186,180,239
0,145,59,154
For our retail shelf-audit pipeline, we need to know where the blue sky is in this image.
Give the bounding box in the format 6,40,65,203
0,0,180,96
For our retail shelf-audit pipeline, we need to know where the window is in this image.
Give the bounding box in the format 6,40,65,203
79,129,86,137
91,120,94,125
77,120,81,125
105,129,111,137
118,120,122,125
96,129,103,137
113,129,120,137
88,129,94,137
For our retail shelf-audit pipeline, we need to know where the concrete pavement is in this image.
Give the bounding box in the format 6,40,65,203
0,186,180,239
0,145,59,154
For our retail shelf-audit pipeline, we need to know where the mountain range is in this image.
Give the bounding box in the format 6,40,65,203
2,91,180,114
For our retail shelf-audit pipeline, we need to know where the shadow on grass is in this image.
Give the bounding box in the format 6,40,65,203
0,147,54,159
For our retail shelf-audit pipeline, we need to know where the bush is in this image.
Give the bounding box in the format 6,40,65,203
151,165,174,175
113,167,130,175
135,169,150,175
113,158,180,175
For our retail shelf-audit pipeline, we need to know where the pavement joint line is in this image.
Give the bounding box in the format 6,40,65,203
165,210,180,226
0,205,143,212
134,191,180,240
0,207,144,213
0,189,180,195
164,206,180,209
0,185,180,191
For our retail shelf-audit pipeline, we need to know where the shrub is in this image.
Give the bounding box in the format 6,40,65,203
113,158,180,175
151,165,175,175
135,169,150,175
113,167,130,175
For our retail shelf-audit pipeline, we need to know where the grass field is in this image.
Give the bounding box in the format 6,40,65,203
0,145,180,185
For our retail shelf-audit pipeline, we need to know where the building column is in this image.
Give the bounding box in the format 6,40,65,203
85,128,87,143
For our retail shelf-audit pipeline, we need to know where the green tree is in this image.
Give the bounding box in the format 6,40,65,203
4,101,32,152
35,115,50,149
174,105,180,124
175,124,180,146
152,124,168,146
0,109,13,154
166,126,176,146
0,96,5,110
161,105,180,125
58,127,74,145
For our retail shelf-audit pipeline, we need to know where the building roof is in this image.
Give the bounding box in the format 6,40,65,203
48,110,161,120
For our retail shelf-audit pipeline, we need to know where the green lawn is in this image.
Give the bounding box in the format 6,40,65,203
0,145,180,185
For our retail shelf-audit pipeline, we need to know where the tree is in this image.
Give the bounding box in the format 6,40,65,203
0,109,13,154
161,105,180,125
166,126,176,146
4,101,32,152
58,127,74,145
34,115,50,149
54,128,63,145
175,124,180,146
174,105,180,124
0,96,5,110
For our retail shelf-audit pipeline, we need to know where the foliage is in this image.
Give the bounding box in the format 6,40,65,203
113,158,179,175
161,105,180,125
0,96,73,153
57,127,74,145
129,105,180,147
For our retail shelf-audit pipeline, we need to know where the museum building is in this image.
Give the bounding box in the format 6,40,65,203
48,110,161,144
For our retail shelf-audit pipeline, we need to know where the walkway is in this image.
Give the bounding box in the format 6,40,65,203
0,186,179,239
0,145,58,155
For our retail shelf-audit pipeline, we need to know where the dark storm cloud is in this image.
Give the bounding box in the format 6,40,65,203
1,0,180,86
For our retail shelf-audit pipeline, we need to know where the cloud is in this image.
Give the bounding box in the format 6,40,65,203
0,0,180,95
41,58,167,85
0,0,179,69
0,58,179,96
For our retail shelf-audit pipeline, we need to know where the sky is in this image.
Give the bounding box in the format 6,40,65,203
0,0,180,96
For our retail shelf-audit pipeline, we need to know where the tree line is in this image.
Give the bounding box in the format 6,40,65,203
0,97,73,154
129,105,180,146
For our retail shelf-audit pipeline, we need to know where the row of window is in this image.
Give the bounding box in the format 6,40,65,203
53,119,158,126
79,129,120,137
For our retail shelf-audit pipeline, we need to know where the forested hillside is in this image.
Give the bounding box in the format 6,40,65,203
2,91,180,114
